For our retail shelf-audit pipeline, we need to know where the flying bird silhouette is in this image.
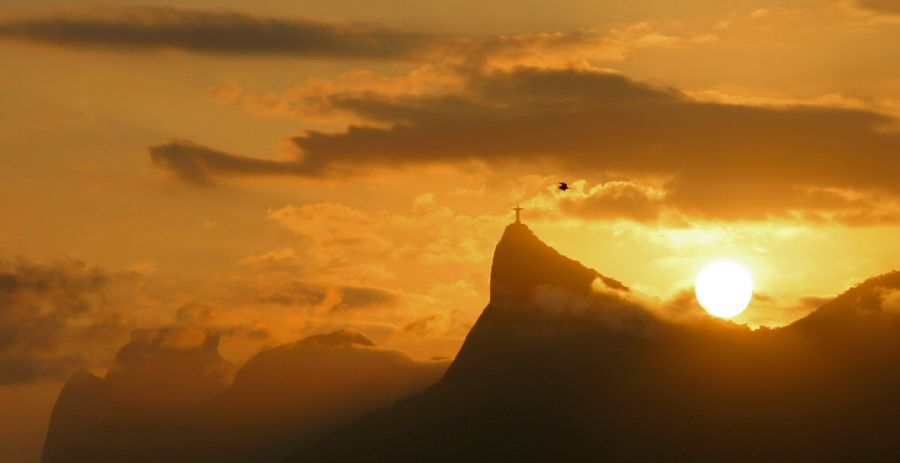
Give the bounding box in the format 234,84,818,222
558,182,571,192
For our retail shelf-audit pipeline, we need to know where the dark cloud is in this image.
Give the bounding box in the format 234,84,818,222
333,286,398,312
153,66,900,223
0,6,432,59
857,0,900,14
175,301,272,342
401,315,441,336
295,68,900,222
0,6,632,67
0,258,131,384
0,355,83,385
149,140,310,185
255,281,397,312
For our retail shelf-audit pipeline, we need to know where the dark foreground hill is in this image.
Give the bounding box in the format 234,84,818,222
290,223,900,463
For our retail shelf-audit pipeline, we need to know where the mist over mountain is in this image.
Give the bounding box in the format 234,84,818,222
291,223,900,463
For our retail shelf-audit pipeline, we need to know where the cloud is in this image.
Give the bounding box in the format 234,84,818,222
857,0,900,14
653,287,841,329
439,22,718,69
0,6,719,67
174,301,271,342
0,258,134,384
0,258,279,385
400,315,441,336
149,140,310,185
557,181,668,223
264,203,394,277
238,199,500,345
255,281,329,307
153,66,900,224
287,68,900,216
512,282,661,339
263,201,498,281
236,66,464,123
0,6,431,59
332,286,398,312
880,288,900,314
267,203,375,242
238,248,305,272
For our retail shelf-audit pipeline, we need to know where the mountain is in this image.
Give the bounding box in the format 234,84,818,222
41,329,447,463
41,223,900,462
291,223,900,463
42,327,235,463
41,369,110,463
194,330,447,462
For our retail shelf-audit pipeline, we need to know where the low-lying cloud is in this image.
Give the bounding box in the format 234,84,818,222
0,258,133,384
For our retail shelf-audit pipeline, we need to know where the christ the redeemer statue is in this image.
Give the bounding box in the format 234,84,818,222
513,206,523,224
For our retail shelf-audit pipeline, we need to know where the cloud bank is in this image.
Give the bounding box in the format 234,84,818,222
152,66,900,224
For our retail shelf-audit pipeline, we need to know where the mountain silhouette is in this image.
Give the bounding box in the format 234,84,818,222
290,223,900,463
41,329,447,463
42,327,235,463
42,223,900,462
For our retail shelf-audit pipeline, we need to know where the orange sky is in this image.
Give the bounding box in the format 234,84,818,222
1,1,899,461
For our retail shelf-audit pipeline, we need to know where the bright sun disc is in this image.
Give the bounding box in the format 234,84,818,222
694,259,754,318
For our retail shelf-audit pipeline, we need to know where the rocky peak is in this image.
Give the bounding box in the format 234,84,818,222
490,222,626,303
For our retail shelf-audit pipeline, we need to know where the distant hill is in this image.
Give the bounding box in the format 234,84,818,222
42,327,236,463
42,329,447,463
290,223,900,463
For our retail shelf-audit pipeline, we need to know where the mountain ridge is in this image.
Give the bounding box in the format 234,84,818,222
41,329,447,463
289,223,900,463
41,222,900,463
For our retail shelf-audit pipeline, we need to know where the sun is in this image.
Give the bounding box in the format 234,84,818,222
694,259,754,318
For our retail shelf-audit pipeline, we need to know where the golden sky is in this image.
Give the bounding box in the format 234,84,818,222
1,1,899,461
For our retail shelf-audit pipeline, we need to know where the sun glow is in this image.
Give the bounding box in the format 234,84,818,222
694,259,754,318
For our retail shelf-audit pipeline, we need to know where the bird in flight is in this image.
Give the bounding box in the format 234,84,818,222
558,182,571,192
